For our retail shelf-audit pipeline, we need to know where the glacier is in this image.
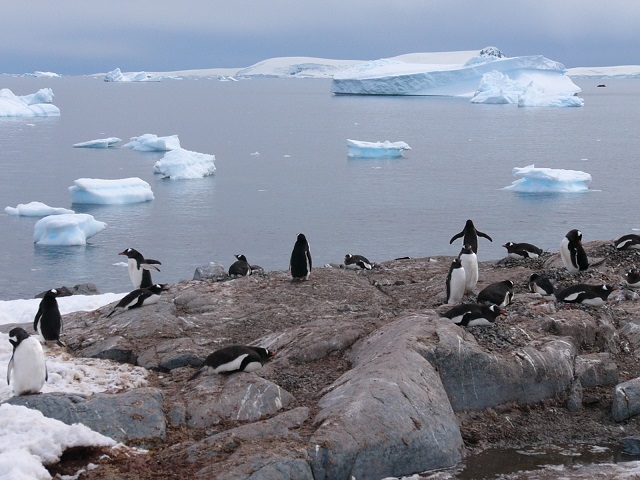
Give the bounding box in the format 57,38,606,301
331,49,581,101
347,139,411,158
153,148,216,179
0,88,60,117
33,213,107,245
122,134,181,152
5,202,74,217
502,165,592,193
69,178,154,205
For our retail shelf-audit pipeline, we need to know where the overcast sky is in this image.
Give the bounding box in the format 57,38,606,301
2,1,639,75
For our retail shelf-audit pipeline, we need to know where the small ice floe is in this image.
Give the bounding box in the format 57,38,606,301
0,88,60,117
69,178,154,205
347,139,411,159
33,213,106,246
153,148,216,179
104,68,164,82
5,201,74,217
122,134,180,151
73,137,122,148
33,71,61,78
502,164,592,193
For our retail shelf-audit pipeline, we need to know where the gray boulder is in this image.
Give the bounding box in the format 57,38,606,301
574,352,618,388
612,377,640,421
5,388,165,445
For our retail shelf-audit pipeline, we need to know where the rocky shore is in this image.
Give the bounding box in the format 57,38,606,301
4,239,640,479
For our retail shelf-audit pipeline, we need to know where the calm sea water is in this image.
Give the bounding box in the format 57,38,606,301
1,76,639,300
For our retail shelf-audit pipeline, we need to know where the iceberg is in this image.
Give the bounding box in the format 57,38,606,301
33,71,61,78
122,134,181,152
347,139,411,158
518,83,584,107
104,68,166,82
33,213,106,245
69,178,154,205
73,137,122,148
331,48,581,99
153,148,216,179
503,165,592,193
0,88,60,117
236,56,364,79
5,202,74,217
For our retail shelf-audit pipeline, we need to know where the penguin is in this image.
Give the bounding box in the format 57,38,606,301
477,280,514,307
445,258,466,305
189,345,276,380
119,247,161,289
502,242,543,259
614,234,640,251
33,289,64,347
555,284,617,306
624,269,640,288
441,303,506,327
559,229,589,273
344,254,372,270
528,273,555,296
449,219,492,254
107,284,169,318
7,327,48,396
290,233,312,281
458,244,478,294
228,254,252,277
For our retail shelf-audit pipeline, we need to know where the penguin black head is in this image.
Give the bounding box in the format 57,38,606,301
234,254,248,262
566,229,582,244
451,258,462,268
119,247,141,258
345,254,353,262
149,283,169,294
489,304,508,316
8,327,30,348
460,244,474,255
465,219,474,228
254,347,277,361
44,289,61,299
296,233,307,243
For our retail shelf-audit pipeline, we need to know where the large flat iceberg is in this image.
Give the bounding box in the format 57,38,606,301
0,88,60,117
153,148,216,179
104,68,170,82
502,165,592,193
122,134,181,152
34,213,106,245
347,139,411,158
331,48,581,100
69,178,154,205
5,201,74,217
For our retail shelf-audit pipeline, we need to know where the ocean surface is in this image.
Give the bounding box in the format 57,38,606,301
1,75,639,300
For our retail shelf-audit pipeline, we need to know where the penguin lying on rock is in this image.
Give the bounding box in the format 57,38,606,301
625,269,640,288
477,280,514,307
189,345,276,380
441,303,506,327
529,273,555,296
107,284,169,318
614,234,640,251
502,242,543,259
7,327,47,396
344,254,372,270
555,284,617,306
228,254,252,277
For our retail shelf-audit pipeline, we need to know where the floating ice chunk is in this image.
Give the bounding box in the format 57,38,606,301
34,213,107,245
5,201,74,217
73,137,122,148
0,88,60,117
470,71,522,104
518,83,584,107
122,134,181,151
153,148,216,179
69,178,154,205
347,139,411,159
104,67,163,82
33,71,61,78
503,164,592,193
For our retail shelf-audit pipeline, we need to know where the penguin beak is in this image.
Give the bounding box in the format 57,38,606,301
500,309,508,315
268,350,277,358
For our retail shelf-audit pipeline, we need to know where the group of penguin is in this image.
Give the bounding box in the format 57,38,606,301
440,221,640,328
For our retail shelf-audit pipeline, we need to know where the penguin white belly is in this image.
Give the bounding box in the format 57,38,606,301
460,255,478,292
531,284,547,295
214,354,249,373
127,259,143,289
581,297,606,306
465,317,493,327
559,238,579,273
626,280,640,289
447,269,466,304
10,338,47,395
242,361,264,372
139,295,160,307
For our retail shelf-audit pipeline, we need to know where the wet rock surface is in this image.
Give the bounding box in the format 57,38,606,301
5,240,640,479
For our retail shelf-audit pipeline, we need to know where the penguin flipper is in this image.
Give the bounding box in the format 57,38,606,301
7,355,14,385
145,258,162,266
141,263,161,272
188,368,203,381
33,305,43,332
45,362,48,382
449,231,464,244
477,230,493,242
129,294,149,310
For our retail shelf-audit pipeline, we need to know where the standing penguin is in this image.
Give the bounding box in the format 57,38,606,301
228,254,252,277
477,280,514,307
445,258,466,304
33,289,64,347
290,233,312,281
459,244,479,294
614,234,640,251
624,269,640,288
502,242,543,259
559,229,589,273
189,345,276,380
7,327,48,396
555,284,617,306
119,248,161,289
107,284,169,317
529,273,555,296
449,219,492,254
